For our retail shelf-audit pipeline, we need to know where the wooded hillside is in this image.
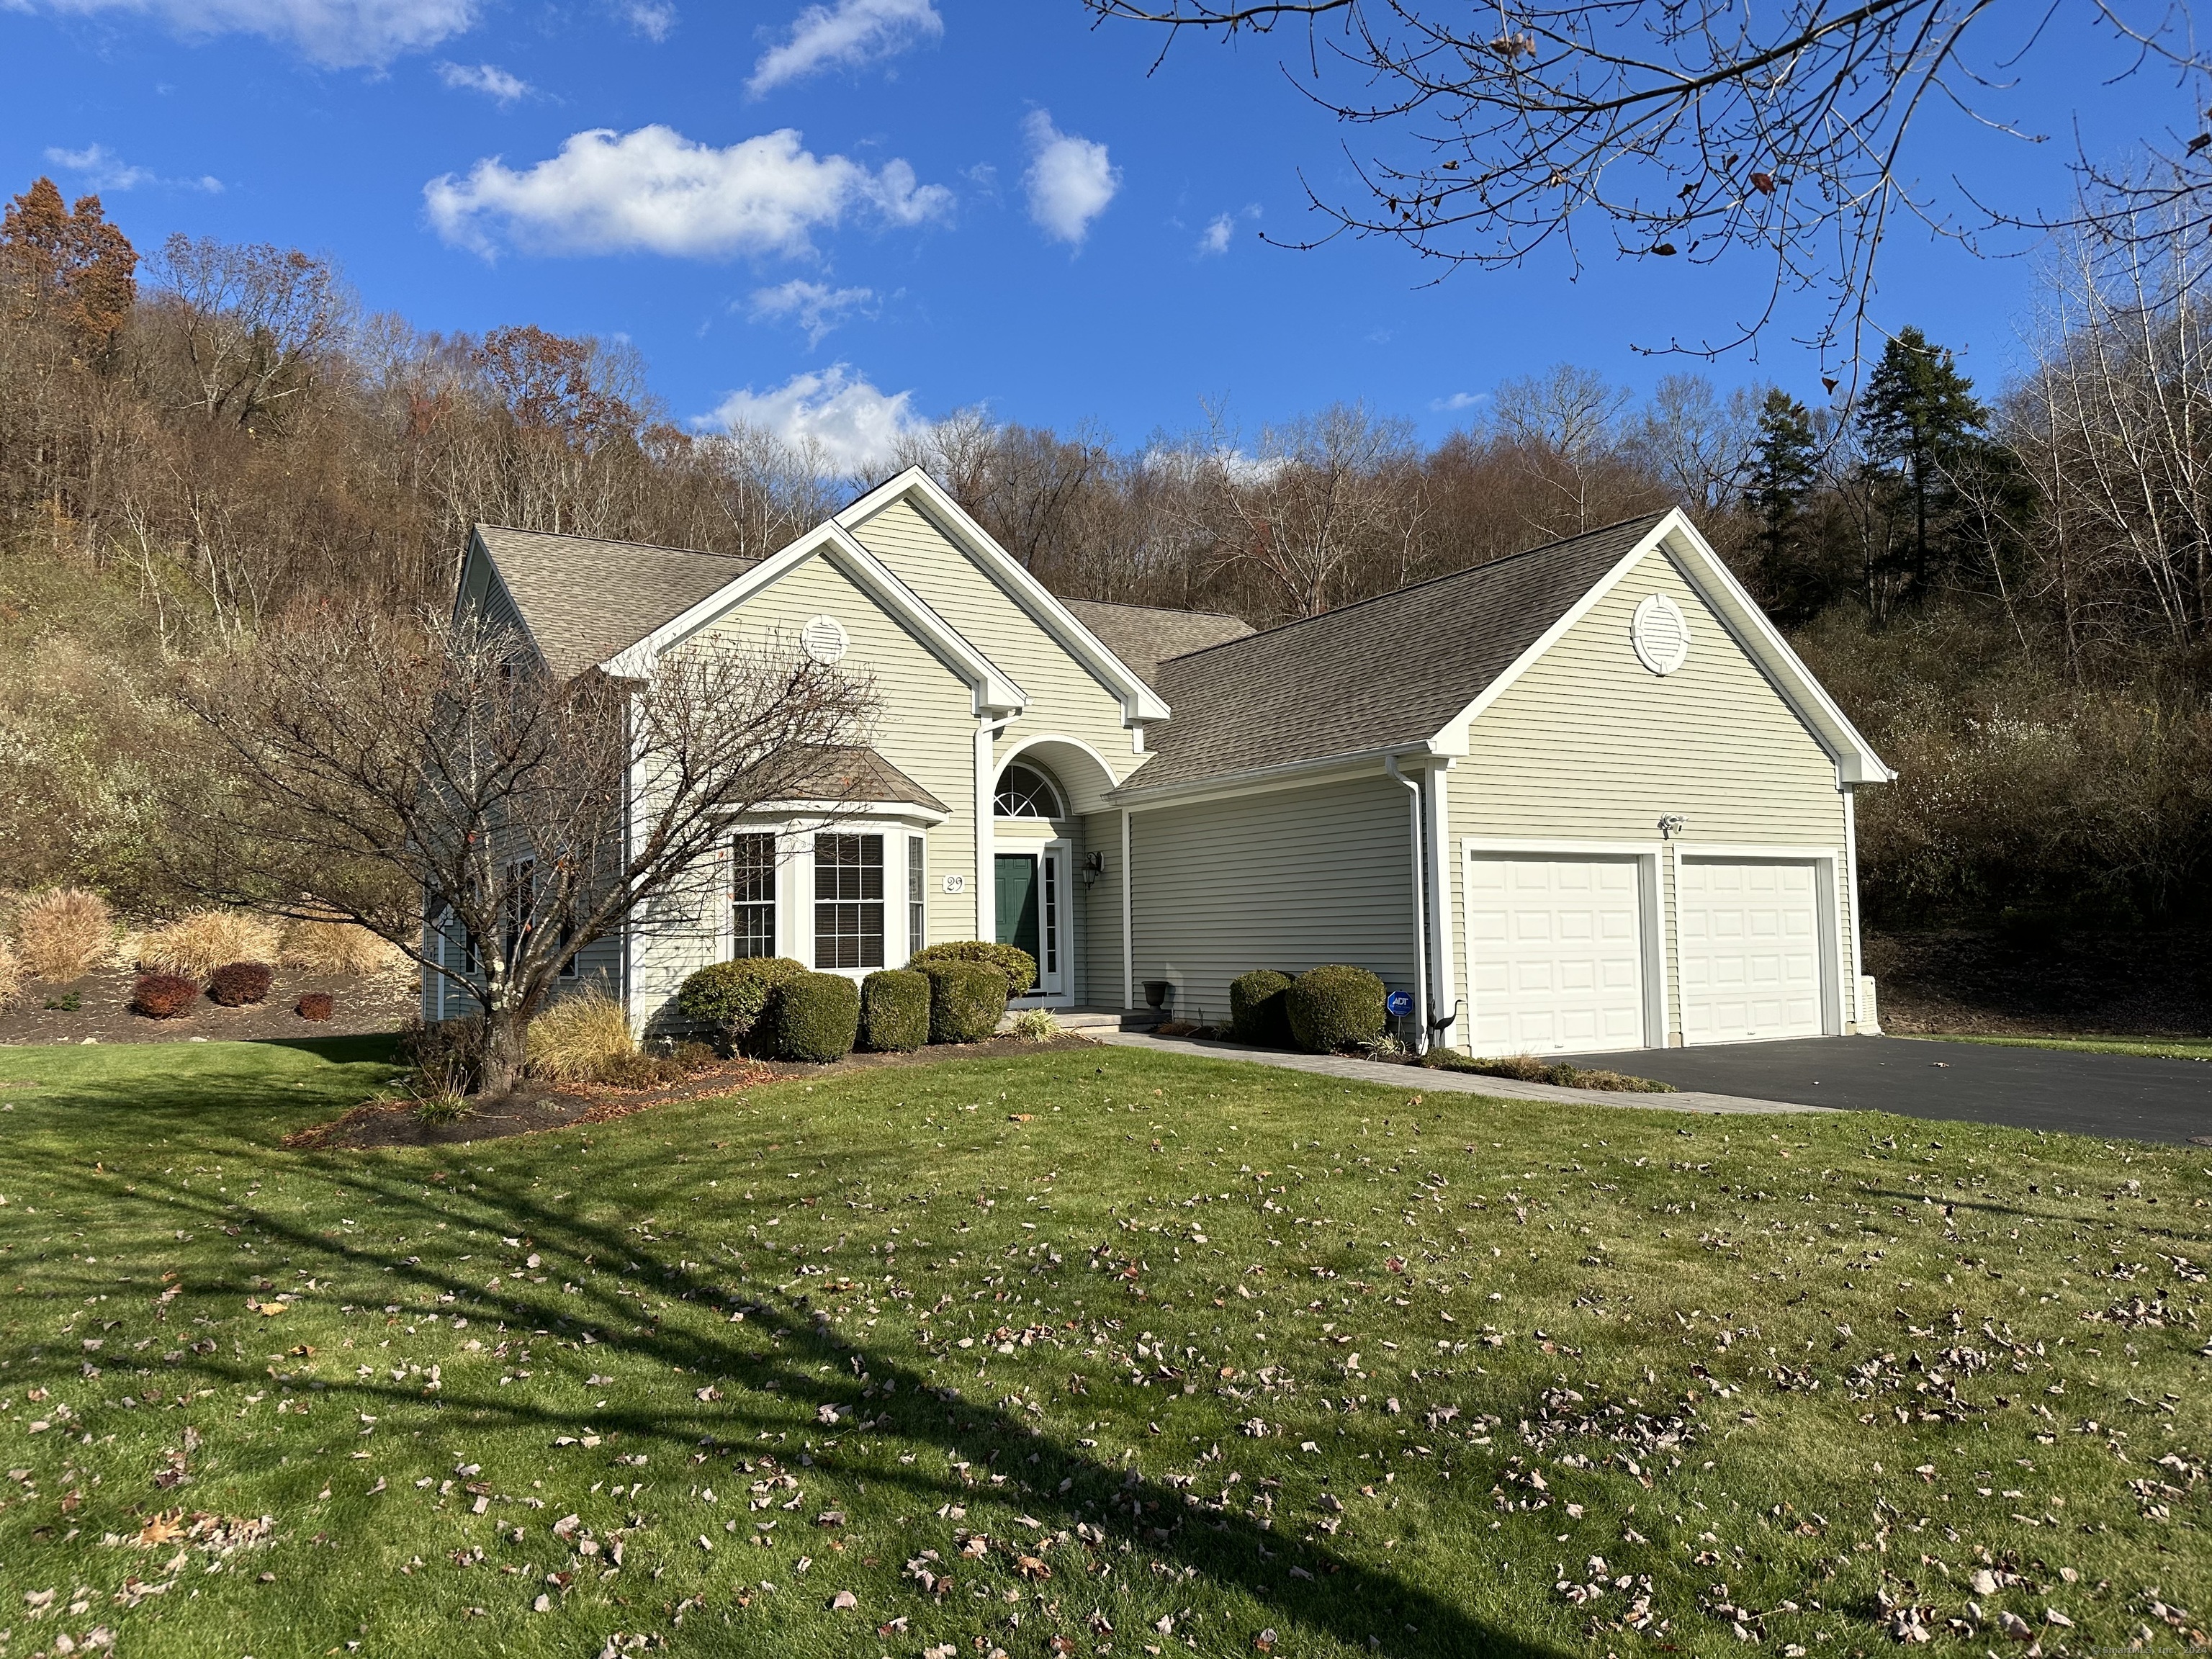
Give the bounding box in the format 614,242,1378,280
6,175,2209,930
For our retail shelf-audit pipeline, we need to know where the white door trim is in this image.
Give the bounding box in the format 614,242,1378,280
1458,840,1665,1054
1673,845,1843,1040
999,840,1074,1007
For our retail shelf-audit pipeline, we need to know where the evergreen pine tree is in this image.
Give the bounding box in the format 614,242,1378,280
1745,388,1818,607
1857,326,1986,595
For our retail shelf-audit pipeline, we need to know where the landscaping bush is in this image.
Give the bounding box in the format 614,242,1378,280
860,969,930,1052
140,909,279,980
1008,1007,1061,1041
279,916,400,976
15,887,112,981
1424,1050,1676,1093
1228,969,1295,1046
909,940,1038,997
130,971,199,1019
0,939,20,1010
924,961,1007,1045
759,971,860,1062
396,1014,485,1097
675,957,806,1048
526,989,636,1084
207,961,274,1006
1285,963,1388,1053
295,992,335,1021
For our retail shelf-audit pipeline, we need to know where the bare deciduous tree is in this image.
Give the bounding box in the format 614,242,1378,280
177,609,876,1096
1086,0,2212,364
144,235,352,427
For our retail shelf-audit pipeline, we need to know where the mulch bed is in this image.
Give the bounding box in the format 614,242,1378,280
285,1030,1104,1150
1866,926,2212,1038
0,966,413,1047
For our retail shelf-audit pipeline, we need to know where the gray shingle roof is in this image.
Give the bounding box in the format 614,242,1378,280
475,525,756,680
1064,599,1254,688
800,747,949,814
1136,514,1668,790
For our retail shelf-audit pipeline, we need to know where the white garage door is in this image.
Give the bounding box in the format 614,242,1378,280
1466,855,1647,1055
1678,860,1826,1043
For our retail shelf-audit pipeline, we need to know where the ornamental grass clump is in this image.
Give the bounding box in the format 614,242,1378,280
1007,1006,1061,1041
859,968,929,1053
130,971,199,1019
1285,963,1388,1053
675,957,806,1051
909,940,1038,997
759,971,860,1063
15,887,112,981
139,909,279,980
279,916,400,976
923,961,1007,1045
207,961,274,1006
1228,968,1295,1046
0,939,21,1010
525,989,636,1084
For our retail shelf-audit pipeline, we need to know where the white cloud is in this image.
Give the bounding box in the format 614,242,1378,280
747,279,878,346
747,0,940,96
1431,391,1486,413
424,125,952,259
436,60,527,102
1196,202,1258,256
619,0,673,40
703,363,924,474
23,0,477,68
44,142,221,193
1021,109,1118,248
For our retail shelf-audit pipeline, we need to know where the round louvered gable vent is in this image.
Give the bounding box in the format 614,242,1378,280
1631,593,1691,676
800,614,850,665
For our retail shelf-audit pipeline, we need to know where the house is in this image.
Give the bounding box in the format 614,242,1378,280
433,467,1892,1055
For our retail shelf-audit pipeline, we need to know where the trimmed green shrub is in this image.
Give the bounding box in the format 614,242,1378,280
909,940,1038,997
924,961,1007,1045
1228,968,1295,1046
1286,963,1388,1053
675,957,805,1047
860,969,930,1053
130,971,199,1019
760,971,860,1063
207,960,274,1007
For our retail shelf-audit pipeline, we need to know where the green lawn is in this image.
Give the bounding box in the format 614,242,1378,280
0,1038,2207,1658
1910,1033,2212,1063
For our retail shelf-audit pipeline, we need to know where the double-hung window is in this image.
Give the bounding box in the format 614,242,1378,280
907,835,926,957
505,856,577,976
732,833,778,958
814,832,884,969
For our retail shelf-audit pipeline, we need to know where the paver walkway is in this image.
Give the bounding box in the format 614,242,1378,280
1092,1030,1827,1116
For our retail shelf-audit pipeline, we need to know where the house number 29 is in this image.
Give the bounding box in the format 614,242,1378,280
941,874,966,894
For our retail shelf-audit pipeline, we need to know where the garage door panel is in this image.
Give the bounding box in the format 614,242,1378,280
1466,855,1647,1056
1680,859,1825,1044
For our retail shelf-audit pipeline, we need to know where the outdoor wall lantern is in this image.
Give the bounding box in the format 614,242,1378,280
1083,851,1106,888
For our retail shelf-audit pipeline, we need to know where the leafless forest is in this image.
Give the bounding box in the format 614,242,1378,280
6,176,2212,932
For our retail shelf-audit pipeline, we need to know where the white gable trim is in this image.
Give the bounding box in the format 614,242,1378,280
837,467,1173,724
1434,508,1893,786
600,519,1028,717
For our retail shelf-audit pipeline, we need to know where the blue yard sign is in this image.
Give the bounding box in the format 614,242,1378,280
1384,990,1415,1018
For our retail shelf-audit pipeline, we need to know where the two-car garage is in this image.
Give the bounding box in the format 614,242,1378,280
1462,848,1838,1056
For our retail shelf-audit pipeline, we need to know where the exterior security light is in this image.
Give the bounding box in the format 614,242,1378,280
1082,851,1105,888
1658,814,1687,838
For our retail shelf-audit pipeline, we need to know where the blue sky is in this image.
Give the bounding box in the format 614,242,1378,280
1,0,2194,467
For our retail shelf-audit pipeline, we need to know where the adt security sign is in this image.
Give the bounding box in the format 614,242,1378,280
1384,990,1415,1018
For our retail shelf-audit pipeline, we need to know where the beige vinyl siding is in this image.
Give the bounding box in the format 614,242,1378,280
1447,542,1851,1043
848,499,1141,785
620,548,980,1029
1129,773,1418,1025
1081,810,1125,1007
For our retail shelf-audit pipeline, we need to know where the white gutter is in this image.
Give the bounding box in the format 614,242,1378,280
1383,754,1431,1053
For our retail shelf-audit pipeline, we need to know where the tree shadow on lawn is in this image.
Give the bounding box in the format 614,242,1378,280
104,1151,1557,1659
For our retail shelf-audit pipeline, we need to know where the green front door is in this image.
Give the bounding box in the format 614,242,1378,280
995,853,1040,969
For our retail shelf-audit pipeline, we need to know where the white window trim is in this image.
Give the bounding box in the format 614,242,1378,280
807,827,893,981
1458,839,1666,1055
1670,843,1846,1042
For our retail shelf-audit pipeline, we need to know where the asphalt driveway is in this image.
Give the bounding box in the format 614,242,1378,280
1575,1034,2212,1145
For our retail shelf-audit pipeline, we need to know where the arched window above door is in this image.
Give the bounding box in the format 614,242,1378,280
994,762,1064,819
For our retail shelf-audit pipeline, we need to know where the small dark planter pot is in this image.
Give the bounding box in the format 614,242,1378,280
1141,979,1173,1010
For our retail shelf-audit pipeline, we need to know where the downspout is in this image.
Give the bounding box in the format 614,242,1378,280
974,714,1017,945
1843,783,1871,1032
1384,755,1431,1053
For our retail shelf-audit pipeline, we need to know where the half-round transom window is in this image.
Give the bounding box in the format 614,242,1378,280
994,763,1064,819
